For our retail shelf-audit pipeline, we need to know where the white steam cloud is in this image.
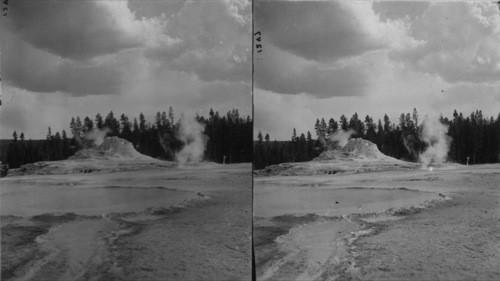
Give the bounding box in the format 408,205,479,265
74,128,111,148
82,128,111,147
321,129,356,150
175,116,208,163
402,134,418,160
159,133,175,160
419,117,451,168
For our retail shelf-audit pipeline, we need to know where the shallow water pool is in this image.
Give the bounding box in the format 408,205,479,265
254,186,440,218
1,184,197,216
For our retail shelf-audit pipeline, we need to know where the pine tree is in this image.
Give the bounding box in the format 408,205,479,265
306,131,314,158
376,119,383,145
264,133,271,166
349,113,364,137
327,118,338,135
95,113,104,129
83,116,94,134
364,115,376,142
139,113,147,132
340,115,348,131
7,131,20,168
383,114,391,133
160,111,169,130
104,111,120,135
18,132,26,165
314,119,321,138
155,112,162,130
61,129,71,158
75,117,83,137
298,133,307,161
46,127,53,140
120,114,132,140
70,117,76,136
168,106,175,125
133,118,139,133
53,132,63,160
319,118,327,139
412,108,419,127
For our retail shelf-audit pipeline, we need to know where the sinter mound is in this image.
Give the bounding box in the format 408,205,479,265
9,137,170,176
257,138,417,176
314,138,395,161
70,136,154,161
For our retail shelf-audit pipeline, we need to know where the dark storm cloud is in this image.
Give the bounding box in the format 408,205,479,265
252,0,399,98
0,0,252,140
255,0,384,62
7,0,143,61
1,32,124,96
255,45,368,98
1,0,251,98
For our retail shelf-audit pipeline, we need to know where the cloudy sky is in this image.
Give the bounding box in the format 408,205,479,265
0,0,251,139
255,0,500,140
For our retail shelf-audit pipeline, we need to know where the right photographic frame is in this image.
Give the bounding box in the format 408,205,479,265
253,1,500,280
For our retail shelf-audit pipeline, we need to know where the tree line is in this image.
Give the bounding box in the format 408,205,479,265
254,109,500,169
2,108,252,168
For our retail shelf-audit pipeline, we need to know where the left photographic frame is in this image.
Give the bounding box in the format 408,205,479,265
0,0,253,280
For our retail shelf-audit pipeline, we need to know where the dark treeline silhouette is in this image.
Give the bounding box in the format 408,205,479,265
3,130,74,169
254,130,320,170
2,108,252,169
254,109,500,170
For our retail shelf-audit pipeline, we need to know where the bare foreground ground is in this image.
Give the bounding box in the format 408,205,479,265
254,164,500,281
1,163,252,281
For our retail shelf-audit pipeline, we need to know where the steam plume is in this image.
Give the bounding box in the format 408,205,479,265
159,132,175,160
175,116,208,163
402,134,418,160
321,129,356,150
419,117,451,168
82,128,111,147
73,128,111,148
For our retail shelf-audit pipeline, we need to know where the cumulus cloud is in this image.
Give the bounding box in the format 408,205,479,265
255,1,379,61
372,1,430,22
147,0,251,83
253,0,415,97
0,0,251,98
390,2,500,83
6,0,151,60
1,31,127,96
128,0,186,18
224,0,252,26
168,42,250,83
253,1,500,140
256,0,413,62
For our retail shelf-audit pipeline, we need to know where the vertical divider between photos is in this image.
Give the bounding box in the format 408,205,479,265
251,0,256,280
